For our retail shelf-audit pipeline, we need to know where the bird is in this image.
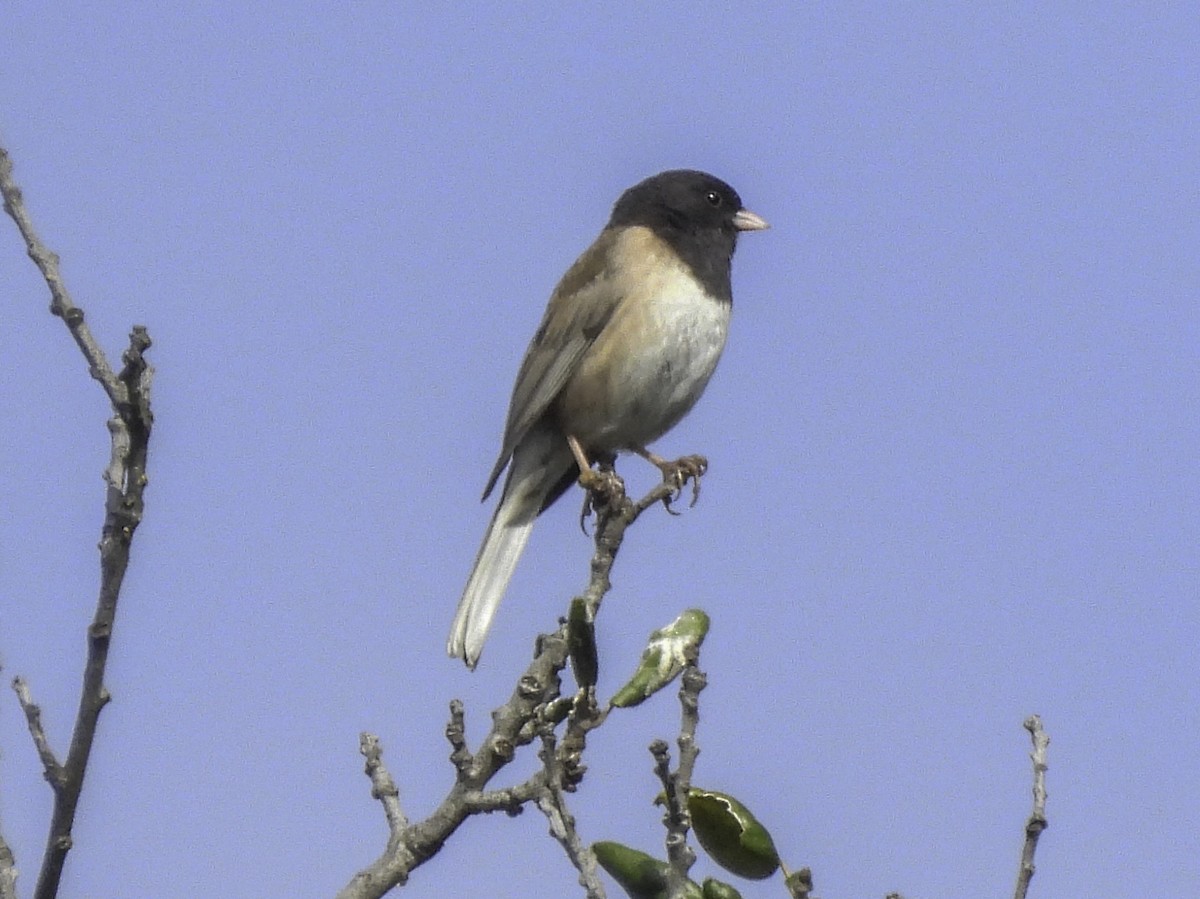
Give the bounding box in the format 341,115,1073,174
448,169,768,668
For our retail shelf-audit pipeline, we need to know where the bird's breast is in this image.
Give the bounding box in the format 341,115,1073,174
555,255,731,451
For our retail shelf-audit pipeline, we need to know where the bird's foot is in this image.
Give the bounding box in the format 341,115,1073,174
577,464,627,531
580,465,625,502
654,454,708,513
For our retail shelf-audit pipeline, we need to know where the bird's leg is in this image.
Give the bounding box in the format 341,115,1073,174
568,435,625,511
633,448,708,511
574,449,622,534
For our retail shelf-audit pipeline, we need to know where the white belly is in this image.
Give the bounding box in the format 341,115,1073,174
559,263,731,450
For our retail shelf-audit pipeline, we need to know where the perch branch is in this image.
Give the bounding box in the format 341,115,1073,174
339,476,685,899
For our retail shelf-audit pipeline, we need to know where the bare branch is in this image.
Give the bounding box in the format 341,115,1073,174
0,665,18,899
339,624,572,898
783,865,815,899
1013,715,1050,899
445,699,471,780
0,145,121,402
339,476,684,898
579,480,679,624
672,664,705,808
12,677,64,786
537,777,606,899
1,141,154,899
536,710,608,899
0,830,17,899
359,734,407,848
650,658,707,897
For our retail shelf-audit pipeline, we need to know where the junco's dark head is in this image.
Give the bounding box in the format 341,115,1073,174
609,169,769,237
608,169,768,302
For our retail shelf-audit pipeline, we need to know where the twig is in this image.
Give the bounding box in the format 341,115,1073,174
337,584,572,897
359,734,407,851
538,691,610,898
651,657,707,897
1,142,154,899
672,664,705,813
536,733,607,899
537,785,605,899
0,146,121,402
783,866,814,899
0,830,17,899
339,477,682,899
578,479,677,623
12,677,64,785
0,666,17,899
1013,715,1050,899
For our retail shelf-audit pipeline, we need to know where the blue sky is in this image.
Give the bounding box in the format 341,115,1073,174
2,4,1197,897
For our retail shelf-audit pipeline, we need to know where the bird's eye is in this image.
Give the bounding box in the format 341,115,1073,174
705,191,722,207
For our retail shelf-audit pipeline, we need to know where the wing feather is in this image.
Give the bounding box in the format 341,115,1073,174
482,229,624,498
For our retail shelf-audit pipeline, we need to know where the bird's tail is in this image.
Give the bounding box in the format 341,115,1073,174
448,424,573,668
448,495,537,667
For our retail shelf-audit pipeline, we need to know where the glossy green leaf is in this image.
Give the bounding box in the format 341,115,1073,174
591,841,669,899
687,788,780,880
568,597,598,688
610,609,710,708
591,842,705,899
701,877,744,899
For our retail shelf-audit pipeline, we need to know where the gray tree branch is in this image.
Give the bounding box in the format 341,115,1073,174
0,838,15,899
0,142,154,899
650,658,705,899
338,479,685,899
1013,714,1050,899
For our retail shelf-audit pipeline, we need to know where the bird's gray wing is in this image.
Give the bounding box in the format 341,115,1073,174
482,228,623,499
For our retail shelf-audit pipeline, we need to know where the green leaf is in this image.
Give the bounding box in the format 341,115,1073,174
568,597,598,688
687,789,780,880
610,609,710,708
591,842,705,899
701,876,744,899
592,841,669,899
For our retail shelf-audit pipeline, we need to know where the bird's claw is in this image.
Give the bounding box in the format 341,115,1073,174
578,466,627,531
580,466,626,501
656,454,708,512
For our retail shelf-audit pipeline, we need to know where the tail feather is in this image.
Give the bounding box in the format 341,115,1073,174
449,422,574,668
448,499,537,667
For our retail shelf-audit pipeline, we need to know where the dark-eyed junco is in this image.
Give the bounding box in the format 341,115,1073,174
448,169,768,668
